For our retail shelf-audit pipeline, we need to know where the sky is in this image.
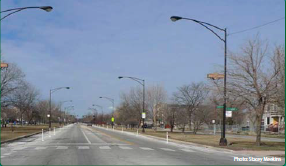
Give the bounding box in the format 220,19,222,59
1,0,285,117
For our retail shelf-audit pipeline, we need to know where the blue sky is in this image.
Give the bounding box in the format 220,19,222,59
1,0,285,117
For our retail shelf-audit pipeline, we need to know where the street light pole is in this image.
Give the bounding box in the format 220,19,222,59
1,6,53,21
118,76,146,132
99,97,115,128
170,16,227,146
93,104,104,125
49,87,70,129
59,100,72,126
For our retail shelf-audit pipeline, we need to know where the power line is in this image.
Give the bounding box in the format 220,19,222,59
228,17,285,36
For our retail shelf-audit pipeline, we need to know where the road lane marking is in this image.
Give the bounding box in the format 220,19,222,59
139,147,154,150
35,147,47,150
2,153,12,156
78,146,90,149
81,129,91,144
181,149,195,152
119,146,132,150
99,146,111,149
86,126,134,145
13,147,27,151
160,148,176,152
56,146,68,149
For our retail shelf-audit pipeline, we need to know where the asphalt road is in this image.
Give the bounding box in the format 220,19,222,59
1,123,284,165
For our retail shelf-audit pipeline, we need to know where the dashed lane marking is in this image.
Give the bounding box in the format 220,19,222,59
13,147,27,151
35,147,47,150
181,149,195,152
99,146,111,149
139,147,154,150
160,148,176,152
78,146,90,149
56,146,68,149
119,146,132,150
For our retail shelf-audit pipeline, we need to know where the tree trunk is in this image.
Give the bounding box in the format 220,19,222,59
255,114,263,146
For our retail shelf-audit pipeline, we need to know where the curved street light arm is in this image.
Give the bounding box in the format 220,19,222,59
174,17,226,42
1,9,24,21
1,6,53,21
119,76,144,86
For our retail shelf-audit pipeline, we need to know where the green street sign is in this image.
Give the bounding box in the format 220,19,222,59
227,107,238,111
111,117,114,122
216,106,224,109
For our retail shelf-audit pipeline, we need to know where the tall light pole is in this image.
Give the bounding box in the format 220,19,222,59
93,104,104,125
170,16,227,146
49,87,70,129
1,6,53,21
118,76,146,132
99,97,115,128
60,100,72,125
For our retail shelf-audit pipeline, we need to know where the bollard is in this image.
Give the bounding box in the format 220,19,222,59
122,127,123,132
136,129,138,136
107,126,108,130
54,127,56,135
214,124,216,135
42,129,44,141
166,132,169,143
49,128,51,137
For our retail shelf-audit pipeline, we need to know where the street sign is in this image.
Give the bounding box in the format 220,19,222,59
226,107,238,111
111,117,114,122
207,73,224,80
216,106,224,109
226,111,232,117
142,112,146,119
1,63,8,68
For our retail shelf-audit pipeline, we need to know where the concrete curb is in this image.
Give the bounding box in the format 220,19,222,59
92,125,234,153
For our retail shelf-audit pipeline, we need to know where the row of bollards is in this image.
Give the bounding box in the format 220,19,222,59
42,127,59,142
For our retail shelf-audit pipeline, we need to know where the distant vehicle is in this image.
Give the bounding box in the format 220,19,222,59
87,123,92,126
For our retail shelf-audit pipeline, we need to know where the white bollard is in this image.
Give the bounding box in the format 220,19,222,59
42,129,44,141
136,129,138,136
54,127,56,135
49,128,51,137
122,127,123,132
166,132,169,143
214,124,216,135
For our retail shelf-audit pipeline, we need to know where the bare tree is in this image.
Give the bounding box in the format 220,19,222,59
146,84,168,129
8,82,39,125
228,37,281,145
173,82,209,131
1,63,25,107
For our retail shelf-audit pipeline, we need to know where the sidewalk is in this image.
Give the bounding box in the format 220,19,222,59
235,150,285,158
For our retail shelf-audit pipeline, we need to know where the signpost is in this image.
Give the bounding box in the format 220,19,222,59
217,106,238,111
142,112,146,119
225,111,232,118
207,73,224,80
1,63,8,68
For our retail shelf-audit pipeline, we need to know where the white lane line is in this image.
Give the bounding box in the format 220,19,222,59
13,147,27,151
78,146,90,149
81,129,91,144
56,146,68,149
181,149,195,152
99,146,111,149
1,156,6,158
35,147,47,150
119,146,132,150
140,147,154,150
160,148,176,152
2,153,12,156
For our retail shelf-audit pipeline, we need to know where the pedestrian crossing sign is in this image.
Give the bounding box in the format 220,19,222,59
111,117,114,122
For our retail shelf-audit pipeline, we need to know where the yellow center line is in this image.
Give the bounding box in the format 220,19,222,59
81,125,134,145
